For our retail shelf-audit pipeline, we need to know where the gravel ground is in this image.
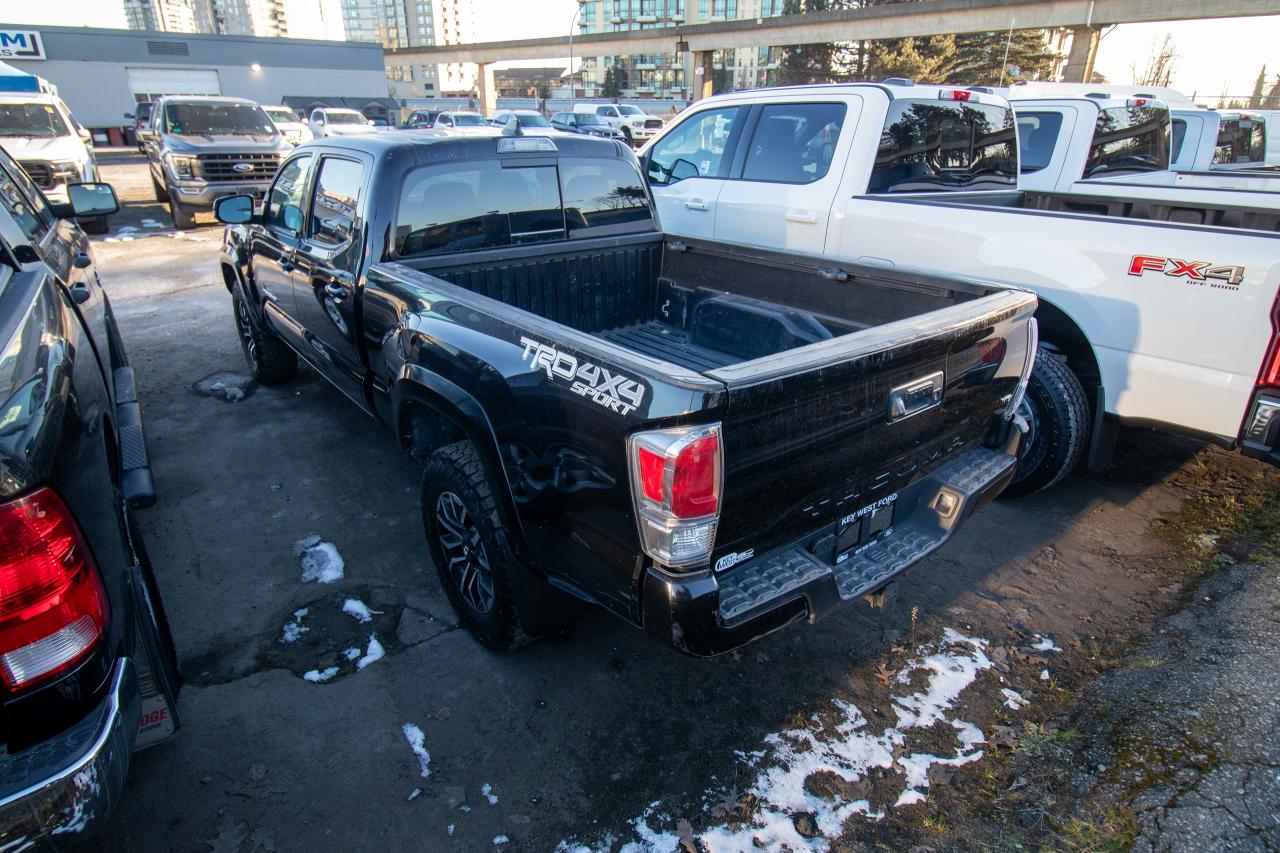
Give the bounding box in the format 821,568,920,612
74,148,1279,852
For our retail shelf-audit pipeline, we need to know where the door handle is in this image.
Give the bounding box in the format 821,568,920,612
786,211,819,224
73,253,92,270
684,200,710,211
323,281,351,302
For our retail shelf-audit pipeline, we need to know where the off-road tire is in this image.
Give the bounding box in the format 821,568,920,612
1001,350,1090,498
621,126,633,145
82,215,109,235
422,441,523,652
168,192,197,230
231,289,296,384
151,173,167,202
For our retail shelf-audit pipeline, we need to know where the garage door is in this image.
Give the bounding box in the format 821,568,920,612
127,67,220,100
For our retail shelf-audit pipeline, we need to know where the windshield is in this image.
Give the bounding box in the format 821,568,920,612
165,103,276,136
508,114,550,127
617,106,644,116
869,99,1017,193
1083,105,1169,178
452,114,488,127
576,113,605,126
263,108,296,123
327,111,367,125
0,103,70,139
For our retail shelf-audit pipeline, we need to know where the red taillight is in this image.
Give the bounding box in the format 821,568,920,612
628,424,723,567
0,488,107,691
671,434,720,518
1261,293,1280,390
637,447,666,504
977,337,1007,365
948,90,972,102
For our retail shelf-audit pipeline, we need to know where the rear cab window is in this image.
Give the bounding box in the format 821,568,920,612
1015,111,1064,174
869,99,1017,193
1082,104,1169,178
1213,119,1266,165
394,155,653,258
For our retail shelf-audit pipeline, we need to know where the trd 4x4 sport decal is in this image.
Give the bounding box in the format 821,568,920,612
1128,255,1245,290
520,336,646,416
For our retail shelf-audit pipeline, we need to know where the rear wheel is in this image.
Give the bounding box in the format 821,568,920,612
232,289,297,384
1001,350,1090,498
421,441,523,652
168,192,197,230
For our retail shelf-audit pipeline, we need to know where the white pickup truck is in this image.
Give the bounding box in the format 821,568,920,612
1171,108,1269,172
638,82,1280,495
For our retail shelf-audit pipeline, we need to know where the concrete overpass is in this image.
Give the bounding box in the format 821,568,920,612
386,0,1279,111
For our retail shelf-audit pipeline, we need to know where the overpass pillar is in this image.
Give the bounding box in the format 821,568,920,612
692,50,715,101
476,62,497,116
1060,26,1100,83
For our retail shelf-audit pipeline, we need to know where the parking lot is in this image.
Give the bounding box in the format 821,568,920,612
81,147,1274,852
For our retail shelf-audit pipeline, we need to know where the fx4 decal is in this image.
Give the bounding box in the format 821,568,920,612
520,336,646,416
1128,255,1245,290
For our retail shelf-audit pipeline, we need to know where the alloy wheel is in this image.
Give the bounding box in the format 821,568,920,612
434,491,495,614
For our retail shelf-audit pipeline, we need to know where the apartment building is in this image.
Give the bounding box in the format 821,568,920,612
577,0,786,99
122,0,345,41
343,0,476,99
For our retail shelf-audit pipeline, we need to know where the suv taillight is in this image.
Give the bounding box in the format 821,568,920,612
628,424,722,568
0,488,107,691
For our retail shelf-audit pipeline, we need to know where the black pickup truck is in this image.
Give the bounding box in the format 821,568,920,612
215,131,1037,656
0,148,179,848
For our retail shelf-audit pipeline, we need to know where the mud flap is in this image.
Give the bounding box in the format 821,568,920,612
124,510,182,749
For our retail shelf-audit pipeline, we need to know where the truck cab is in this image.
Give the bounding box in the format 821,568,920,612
1171,108,1269,171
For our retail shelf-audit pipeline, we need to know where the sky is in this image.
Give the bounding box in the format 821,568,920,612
3,1,1276,98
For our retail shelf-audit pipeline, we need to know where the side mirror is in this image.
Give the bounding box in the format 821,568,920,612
67,183,119,218
214,194,255,224
78,127,92,143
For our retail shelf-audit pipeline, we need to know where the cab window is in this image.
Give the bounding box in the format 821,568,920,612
1083,105,1169,178
265,154,313,233
309,157,363,247
870,99,1017,193
646,106,745,185
1016,111,1064,173
741,102,846,184
395,161,566,257
559,157,653,237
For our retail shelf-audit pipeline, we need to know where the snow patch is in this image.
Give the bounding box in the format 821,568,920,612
303,666,338,683
562,629,993,852
343,646,362,661
356,635,384,669
448,824,455,837
493,837,509,846
280,608,309,643
342,597,374,623
481,783,498,805
1031,635,1062,652
408,788,421,801
294,534,345,584
402,723,431,778
1001,688,1028,710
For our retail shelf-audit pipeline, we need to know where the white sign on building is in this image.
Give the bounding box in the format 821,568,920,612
0,30,45,61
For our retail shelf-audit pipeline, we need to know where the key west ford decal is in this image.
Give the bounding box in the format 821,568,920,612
1128,255,1245,290
520,336,646,416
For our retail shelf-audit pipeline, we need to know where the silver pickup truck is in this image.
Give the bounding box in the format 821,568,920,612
144,95,290,229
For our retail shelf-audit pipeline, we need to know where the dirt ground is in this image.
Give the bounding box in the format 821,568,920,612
80,148,1277,852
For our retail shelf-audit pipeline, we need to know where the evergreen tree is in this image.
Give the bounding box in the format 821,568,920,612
778,0,840,84
601,66,623,98
867,36,956,82
1248,66,1267,108
947,29,1055,86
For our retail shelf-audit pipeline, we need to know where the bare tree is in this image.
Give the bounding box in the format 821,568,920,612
1131,34,1178,87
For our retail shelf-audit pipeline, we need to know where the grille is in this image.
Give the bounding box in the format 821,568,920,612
644,119,663,129
146,40,189,56
195,153,279,182
19,161,53,189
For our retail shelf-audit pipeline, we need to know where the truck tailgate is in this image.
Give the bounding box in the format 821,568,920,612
705,287,1036,583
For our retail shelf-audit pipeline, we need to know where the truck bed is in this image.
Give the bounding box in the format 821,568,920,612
400,233,985,374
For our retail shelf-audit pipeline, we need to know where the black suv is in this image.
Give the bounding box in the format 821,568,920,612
0,145,180,847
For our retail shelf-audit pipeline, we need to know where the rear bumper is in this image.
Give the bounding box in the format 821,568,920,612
1240,391,1280,467
0,659,140,849
641,433,1023,657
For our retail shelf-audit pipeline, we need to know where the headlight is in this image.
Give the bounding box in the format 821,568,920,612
50,160,81,181
166,154,194,179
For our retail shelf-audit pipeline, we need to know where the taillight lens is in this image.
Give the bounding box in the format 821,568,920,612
628,424,723,568
1259,292,1280,390
0,488,107,691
